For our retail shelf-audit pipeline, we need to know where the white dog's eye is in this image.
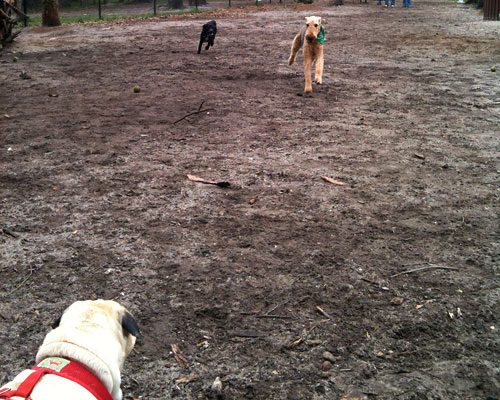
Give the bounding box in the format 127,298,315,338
315,24,318,27
306,23,309,26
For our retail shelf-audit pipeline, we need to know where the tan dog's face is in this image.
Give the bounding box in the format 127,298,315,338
305,16,322,44
53,300,140,359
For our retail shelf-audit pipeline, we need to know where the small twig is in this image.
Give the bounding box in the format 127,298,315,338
286,337,304,348
321,176,346,186
2,226,18,238
186,174,230,188
391,264,459,278
2,268,34,297
316,306,332,320
255,314,294,319
197,100,205,112
362,390,380,396
173,107,214,124
229,330,266,338
263,300,290,316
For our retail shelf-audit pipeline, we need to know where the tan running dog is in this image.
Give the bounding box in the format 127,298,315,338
288,16,325,94
0,300,140,400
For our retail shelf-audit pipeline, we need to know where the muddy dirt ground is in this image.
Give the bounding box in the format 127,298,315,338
1,1,500,398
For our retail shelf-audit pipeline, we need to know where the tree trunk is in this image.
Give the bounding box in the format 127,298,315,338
169,0,183,8
42,0,60,26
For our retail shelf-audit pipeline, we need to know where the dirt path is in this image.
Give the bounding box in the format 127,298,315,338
1,1,499,398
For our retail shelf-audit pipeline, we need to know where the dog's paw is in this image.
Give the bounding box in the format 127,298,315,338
288,57,295,66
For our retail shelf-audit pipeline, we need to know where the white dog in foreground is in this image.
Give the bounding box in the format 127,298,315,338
0,300,140,400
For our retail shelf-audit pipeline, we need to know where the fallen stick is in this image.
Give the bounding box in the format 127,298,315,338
390,264,459,278
229,330,266,338
187,174,230,188
2,268,33,297
263,299,290,316
173,107,214,124
287,337,304,348
255,314,294,319
2,226,18,238
316,306,332,320
321,176,346,186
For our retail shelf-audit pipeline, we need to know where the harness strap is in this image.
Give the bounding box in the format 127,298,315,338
0,357,113,400
0,370,41,399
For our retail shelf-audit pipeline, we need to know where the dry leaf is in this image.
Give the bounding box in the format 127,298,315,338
211,376,222,392
175,375,198,384
171,344,189,369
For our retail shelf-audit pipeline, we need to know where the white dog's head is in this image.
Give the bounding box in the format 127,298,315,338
305,16,322,44
35,300,140,400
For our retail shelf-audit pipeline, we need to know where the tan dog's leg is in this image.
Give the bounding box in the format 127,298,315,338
288,32,302,66
303,44,313,93
314,45,324,85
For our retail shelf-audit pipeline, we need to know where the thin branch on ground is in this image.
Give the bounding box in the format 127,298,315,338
390,264,459,278
2,268,34,297
173,106,214,124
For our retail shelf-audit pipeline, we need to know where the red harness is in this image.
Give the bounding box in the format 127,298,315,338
0,357,113,400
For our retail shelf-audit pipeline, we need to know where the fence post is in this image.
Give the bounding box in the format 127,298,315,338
153,0,156,15
98,0,101,19
23,0,27,26
484,0,499,20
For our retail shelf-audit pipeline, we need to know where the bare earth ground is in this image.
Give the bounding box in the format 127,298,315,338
1,1,500,398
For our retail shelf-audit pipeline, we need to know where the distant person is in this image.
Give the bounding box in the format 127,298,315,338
385,0,395,6
402,0,412,6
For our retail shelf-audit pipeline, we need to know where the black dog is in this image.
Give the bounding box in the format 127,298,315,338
197,20,217,54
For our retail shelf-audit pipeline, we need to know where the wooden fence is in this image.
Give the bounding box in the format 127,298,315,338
484,0,499,20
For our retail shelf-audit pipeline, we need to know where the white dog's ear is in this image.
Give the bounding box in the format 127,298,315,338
122,311,141,339
51,316,61,329
318,17,322,24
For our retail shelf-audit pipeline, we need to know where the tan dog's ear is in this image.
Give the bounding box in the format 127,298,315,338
122,311,141,339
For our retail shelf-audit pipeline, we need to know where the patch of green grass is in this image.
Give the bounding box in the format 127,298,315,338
24,8,203,25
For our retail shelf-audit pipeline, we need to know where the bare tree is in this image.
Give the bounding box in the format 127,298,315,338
0,0,26,47
42,0,60,26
